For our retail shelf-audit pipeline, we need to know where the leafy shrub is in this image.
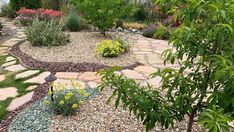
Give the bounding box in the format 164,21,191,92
43,80,92,116
10,0,41,11
96,39,126,57
25,19,69,46
133,5,149,21
123,22,146,30
71,0,127,36
0,4,16,18
142,24,158,38
115,20,124,28
153,23,170,40
14,16,33,26
66,13,80,31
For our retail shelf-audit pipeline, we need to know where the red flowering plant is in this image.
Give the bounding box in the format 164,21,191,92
15,7,63,26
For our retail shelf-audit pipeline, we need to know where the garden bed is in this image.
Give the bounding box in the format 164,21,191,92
20,32,137,67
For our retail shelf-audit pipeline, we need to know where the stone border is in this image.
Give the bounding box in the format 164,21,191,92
0,82,50,132
9,40,142,73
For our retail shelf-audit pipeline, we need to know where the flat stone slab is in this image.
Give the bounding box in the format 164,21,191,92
78,72,101,82
4,64,26,72
24,72,51,84
0,87,18,101
7,92,34,111
5,56,16,62
2,39,17,47
15,70,40,79
26,85,38,91
0,47,8,54
147,54,163,64
0,75,5,82
134,66,157,74
122,69,146,80
54,79,86,89
55,72,79,79
87,81,98,89
1,60,16,68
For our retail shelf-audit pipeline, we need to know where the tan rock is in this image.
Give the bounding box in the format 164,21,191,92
15,70,40,79
0,75,5,82
4,64,26,72
147,54,163,64
26,85,38,91
55,72,79,79
134,66,157,74
1,60,16,68
5,56,16,62
1,39,16,47
122,69,145,80
24,72,51,84
0,87,18,101
7,92,34,111
78,72,101,82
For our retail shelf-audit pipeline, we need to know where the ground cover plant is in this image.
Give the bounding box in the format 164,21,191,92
98,0,234,132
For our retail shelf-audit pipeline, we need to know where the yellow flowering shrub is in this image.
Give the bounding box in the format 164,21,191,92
123,22,146,30
96,39,126,57
44,80,93,116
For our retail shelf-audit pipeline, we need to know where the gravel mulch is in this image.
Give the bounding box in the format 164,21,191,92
0,26,15,43
48,89,204,132
9,40,141,73
20,32,137,67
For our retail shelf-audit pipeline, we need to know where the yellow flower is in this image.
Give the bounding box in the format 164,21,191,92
72,104,78,109
43,100,50,106
79,101,84,105
77,89,84,94
59,100,64,105
83,92,89,97
64,95,70,100
48,91,53,96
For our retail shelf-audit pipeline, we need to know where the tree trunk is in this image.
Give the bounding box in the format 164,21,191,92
187,109,196,132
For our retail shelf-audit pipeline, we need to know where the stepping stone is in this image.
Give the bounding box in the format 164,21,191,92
54,79,86,89
87,81,98,89
134,66,157,74
4,64,26,72
0,87,18,101
122,69,146,80
147,54,163,64
0,47,8,54
135,54,148,64
0,75,5,82
1,60,16,68
15,70,40,79
78,72,101,82
55,72,79,79
144,77,162,87
24,72,51,84
5,56,16,62
1,39,16,47
7,92,34,111
26,85,37,91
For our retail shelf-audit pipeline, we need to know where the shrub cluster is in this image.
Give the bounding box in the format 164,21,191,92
142,24,158,38
0,4,16,18
96,39,127,57
25,18,69,46
66,13,80,31
43,80,91,116
10,0,41,11
123,22,146,30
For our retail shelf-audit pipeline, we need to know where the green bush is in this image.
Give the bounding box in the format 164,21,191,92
96,39,126,57
71,0,127,36
115,20,124,28
25,19,69,46
10,0,41,11
66,13,80,31
133,5,149,21
43,81,90,116
0,4,16,18
153,23,170,40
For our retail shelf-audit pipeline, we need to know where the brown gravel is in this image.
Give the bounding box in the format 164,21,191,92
0,26,15,43
49,89,204,132
20,32,137,67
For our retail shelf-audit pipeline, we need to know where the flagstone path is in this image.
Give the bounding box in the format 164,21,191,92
0,18,178,116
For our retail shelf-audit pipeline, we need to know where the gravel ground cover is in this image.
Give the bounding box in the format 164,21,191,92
0,26,15,43
49,89,204,132
20,32,137,67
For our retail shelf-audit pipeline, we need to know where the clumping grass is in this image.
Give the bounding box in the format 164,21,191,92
0,55,43,121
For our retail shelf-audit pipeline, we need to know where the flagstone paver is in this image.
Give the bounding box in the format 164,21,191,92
147,54,163,65
15,70,40,79
134,66,157,74
2,39,17,47
5,56,16,62
24,71,51,84
26,85,38,91
0,87,18,101
4,64,26,72
0,75,5,82
55,72,79,79
1,60,16,68
122,69,146,80
78,72,101,82
7,92,34,111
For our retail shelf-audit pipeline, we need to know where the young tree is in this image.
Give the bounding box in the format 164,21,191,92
70,0,127,36
98,0,234,131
